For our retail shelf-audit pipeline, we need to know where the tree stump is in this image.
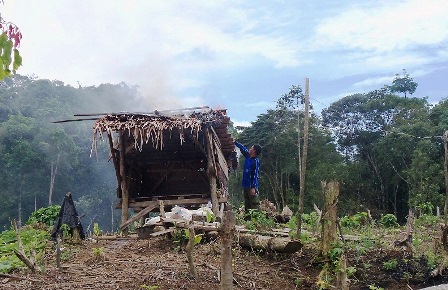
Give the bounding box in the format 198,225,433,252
186,224,197,278
320,181,339,259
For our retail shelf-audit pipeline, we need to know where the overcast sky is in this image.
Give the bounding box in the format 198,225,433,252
2,0,448,125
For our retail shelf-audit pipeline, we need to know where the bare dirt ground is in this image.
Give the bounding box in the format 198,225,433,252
3,233,448,290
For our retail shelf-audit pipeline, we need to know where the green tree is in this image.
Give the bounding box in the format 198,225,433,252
404,140,444,212
322,87,434,220
0,115,47,225
388,69,418,98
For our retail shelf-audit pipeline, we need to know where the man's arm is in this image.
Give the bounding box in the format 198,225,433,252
234,141,249,158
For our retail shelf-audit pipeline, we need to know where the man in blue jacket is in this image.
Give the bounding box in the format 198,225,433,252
234,141,262,215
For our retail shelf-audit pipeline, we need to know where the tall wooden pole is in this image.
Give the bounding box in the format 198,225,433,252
119,131,129,235
297,78,310,238
443,130,448,225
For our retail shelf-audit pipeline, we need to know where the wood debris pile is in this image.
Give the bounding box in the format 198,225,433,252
91,109,228,153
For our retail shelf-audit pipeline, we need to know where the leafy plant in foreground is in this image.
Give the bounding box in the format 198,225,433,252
92,247,104,262
27,205,61,226
0,225,49,273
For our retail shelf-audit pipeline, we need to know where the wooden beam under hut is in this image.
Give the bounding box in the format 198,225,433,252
119,131,129,234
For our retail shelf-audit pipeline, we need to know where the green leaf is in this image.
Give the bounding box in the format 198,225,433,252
193,234,203,245
13,49,22,71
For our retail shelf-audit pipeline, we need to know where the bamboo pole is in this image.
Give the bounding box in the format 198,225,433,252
297,78,310,237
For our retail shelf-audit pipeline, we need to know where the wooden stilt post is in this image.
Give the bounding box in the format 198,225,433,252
107,132,122,197
119,131,129,235
206,128,219,216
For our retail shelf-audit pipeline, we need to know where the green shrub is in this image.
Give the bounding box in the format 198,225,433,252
416,202,434,215
328,244,344,267
301,212,319,230
340,212,369,228
27,205,61,226
415,214,441,227
380,214,399,228
244,210,275,231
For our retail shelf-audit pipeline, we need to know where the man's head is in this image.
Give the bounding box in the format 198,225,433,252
249,144,262,157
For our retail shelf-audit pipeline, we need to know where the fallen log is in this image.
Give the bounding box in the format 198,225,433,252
237,233,302,253
235,226,290,237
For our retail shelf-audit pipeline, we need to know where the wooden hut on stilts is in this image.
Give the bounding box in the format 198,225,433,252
90,107,236,233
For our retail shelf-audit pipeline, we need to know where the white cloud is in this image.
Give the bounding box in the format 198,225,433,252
3,0,448,121
312,0,448,52
245,101,275,109
352,76,393,89
232,119,252,128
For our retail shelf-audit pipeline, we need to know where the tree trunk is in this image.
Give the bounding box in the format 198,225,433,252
220,211,235,290
264,169,279,208
280,170,285,209
272,159,282,208
48,153,60,206
366,152,385,211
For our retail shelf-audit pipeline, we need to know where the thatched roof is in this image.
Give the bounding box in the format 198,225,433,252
91,107,232,153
